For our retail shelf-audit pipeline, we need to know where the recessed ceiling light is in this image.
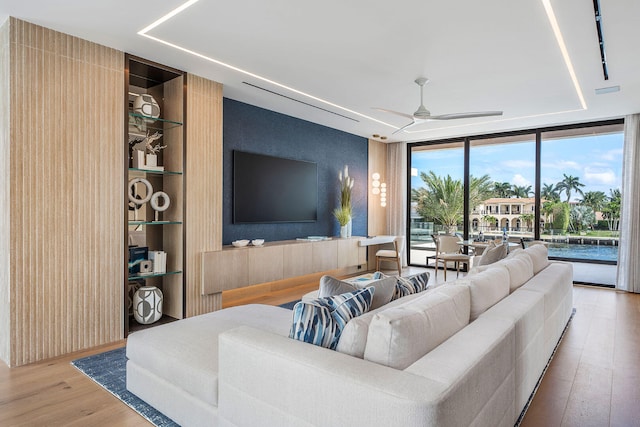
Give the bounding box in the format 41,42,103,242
372,134,380,138
541,0,587,110
380,136,387,140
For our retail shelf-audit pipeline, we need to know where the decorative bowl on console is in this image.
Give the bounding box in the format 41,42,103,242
251,239,265,246
232,240,250,247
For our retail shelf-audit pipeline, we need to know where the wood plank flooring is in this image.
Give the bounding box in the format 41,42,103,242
1,276,638,426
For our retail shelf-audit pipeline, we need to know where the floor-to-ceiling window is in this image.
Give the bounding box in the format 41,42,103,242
409,140,464,267
407,119,624,275
469,134,536,240
539,123,624,263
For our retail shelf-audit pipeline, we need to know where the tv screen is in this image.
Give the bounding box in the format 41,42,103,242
233,151,318,223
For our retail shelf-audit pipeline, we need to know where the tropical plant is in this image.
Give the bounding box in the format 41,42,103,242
569,205,596,231
541,201,555,229
602,188,621,231
492,181,512,198
412,172,492,233
550,202,570,233
556,174,585,202
519,213,535,230
511,185,533,198
482,215,498,229
580,190,608,214
541,183,560,202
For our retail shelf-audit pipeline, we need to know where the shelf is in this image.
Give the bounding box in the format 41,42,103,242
129,168,183,176
129,221,182,226
129,112,183,126
128,270,182,281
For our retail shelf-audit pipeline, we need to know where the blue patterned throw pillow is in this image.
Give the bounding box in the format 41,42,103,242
392,272,430,300
289,287,374,350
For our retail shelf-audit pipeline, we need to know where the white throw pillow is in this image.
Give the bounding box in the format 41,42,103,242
525,244,549,274
477,242,508,266
363,285,470,369
500,253,534,292
318,275,396,310
453,265,510,320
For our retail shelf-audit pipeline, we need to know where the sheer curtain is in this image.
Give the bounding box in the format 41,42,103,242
386,142,407,266
616,114,640,293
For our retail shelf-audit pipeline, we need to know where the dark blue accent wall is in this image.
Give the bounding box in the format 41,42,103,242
223,98,368,244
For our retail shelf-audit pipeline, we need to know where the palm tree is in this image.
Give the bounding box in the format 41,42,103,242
519,213,535,231
580,191,607,213
541,183,560,202
492,182,512,198
511,185,533,198
556,174,585,202
482,215,498,230
412,172,492,233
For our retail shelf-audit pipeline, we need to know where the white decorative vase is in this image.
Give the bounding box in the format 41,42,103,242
133,286,163,324
347,218,352,238
340,225,348,238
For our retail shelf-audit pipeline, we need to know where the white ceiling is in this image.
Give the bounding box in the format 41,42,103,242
2,0,639,143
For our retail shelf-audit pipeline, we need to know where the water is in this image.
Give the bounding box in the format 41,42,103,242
548,243,618,262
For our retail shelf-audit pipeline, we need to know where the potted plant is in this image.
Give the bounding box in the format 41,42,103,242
335,165,354,237
333,206,352,238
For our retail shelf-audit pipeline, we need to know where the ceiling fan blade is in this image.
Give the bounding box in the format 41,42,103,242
392,120,420,135
372,107,415,120
429,111,503,120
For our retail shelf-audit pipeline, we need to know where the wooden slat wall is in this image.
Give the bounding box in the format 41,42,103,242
367,139,389,270
185,74,223,316
0,19,11,365
5,18,124,366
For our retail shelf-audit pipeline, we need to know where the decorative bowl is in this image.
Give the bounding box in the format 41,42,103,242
232,240,250,247
251,239,265,246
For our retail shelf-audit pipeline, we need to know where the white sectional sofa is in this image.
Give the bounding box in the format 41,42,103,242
126,244,573,427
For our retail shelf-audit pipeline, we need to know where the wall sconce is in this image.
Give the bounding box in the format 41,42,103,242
371,172,387,207
372,172,381,195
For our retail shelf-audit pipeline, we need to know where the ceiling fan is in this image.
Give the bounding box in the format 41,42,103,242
375,77,503,134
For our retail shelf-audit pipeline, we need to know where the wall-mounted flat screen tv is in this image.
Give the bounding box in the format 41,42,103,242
233,150,318,223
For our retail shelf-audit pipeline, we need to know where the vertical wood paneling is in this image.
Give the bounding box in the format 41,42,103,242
367,139,388,270
185,74,223,316
0,19,11,364
5,18,124,366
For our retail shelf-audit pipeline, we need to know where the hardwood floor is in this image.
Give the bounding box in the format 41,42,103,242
1,275,638,426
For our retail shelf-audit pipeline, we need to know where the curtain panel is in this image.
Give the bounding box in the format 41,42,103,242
616,114,640,293
387,142,407,266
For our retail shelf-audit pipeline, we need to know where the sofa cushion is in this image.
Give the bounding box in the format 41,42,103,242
126,304,292,407
453,265,510,320
289,287,373,350
476,241,507,266
363,285,470,370
335,289,429,358
501,253,534,292
524,244,549,274
318,274,396,310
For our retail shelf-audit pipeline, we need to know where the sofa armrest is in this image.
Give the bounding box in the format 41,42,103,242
217,326,446,427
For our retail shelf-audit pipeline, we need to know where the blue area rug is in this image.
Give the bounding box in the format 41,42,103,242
72,347,178,427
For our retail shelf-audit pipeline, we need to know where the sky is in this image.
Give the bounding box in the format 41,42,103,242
410,132,623,202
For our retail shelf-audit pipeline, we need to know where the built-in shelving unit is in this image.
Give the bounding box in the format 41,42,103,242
124,55,186,336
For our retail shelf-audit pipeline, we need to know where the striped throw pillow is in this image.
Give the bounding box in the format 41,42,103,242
392,272,430,300
289,287,374,350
